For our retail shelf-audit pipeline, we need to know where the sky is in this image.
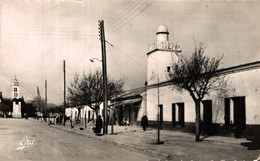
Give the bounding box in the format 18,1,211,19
0,0,260,105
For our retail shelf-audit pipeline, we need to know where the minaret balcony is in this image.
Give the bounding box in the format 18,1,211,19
148,41,182,54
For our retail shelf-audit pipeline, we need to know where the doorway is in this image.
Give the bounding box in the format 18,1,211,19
202,100,212,127
159,104,163,129
172,103,185,128
225,96,246,137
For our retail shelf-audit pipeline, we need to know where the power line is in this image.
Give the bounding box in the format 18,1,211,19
0,73,34,99
106,41,147,70
106,0,146,32
106,0,142,28
2,31,98,40
105,1,132,25
108,0,154,34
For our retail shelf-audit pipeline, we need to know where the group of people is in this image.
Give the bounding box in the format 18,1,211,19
93,114,149,135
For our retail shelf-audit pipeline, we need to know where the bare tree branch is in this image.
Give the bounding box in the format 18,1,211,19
67,70,125,120
168,42,224,141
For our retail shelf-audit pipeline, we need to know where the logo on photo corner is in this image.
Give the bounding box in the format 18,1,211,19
16,136,36,151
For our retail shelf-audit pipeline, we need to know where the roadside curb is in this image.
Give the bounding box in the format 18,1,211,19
144,130,246,146
31,119,245,146
49,125,171,160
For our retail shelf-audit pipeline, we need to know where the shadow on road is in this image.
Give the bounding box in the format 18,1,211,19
200,135,210,141
241,136,260,150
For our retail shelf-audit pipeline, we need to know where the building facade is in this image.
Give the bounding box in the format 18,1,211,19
65,103,103,124
145,25,260,137
110,87,146,126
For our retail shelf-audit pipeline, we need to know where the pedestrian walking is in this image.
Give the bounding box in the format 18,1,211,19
141,114,148,131
95,115,103,136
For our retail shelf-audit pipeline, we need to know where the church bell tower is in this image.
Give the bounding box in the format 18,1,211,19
12,77,22,118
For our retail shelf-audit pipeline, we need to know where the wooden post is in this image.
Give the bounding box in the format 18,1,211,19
99,20,108,134
45,80,47,121
63,60,66,126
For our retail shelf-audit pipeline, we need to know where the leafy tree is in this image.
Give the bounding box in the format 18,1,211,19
168,43,223,141
67,70,124,122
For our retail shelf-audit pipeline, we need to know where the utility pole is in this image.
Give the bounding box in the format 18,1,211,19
85,111,87,129
63,60,66,126
99,20,108,134
111,107,114,135
37,86,42,122
156,74,164,144
45,80,47,121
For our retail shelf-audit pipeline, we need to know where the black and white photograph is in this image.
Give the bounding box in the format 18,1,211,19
0,0,260,161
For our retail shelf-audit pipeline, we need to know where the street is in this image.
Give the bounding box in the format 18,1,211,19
0,118,160,161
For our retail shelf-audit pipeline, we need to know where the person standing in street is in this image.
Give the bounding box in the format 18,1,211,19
141,114,148,131
95,115,103,136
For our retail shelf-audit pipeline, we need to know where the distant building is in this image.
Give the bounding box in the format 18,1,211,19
65,103,104,124
12,78,22,118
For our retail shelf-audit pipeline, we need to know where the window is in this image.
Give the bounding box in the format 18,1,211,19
14,88,17,92
167,66,171,72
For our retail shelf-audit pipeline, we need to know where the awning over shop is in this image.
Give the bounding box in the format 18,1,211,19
110,97,142,107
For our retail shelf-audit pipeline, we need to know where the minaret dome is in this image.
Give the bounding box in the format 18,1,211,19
156,25,169,42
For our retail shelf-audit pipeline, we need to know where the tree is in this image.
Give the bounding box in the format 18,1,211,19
67,70,124,122
212,78,234,123
168,43,223,141
22,101,37,117
32,95,45,116
0,97,12,118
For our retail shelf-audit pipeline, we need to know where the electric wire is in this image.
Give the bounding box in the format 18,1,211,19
108,0,154,34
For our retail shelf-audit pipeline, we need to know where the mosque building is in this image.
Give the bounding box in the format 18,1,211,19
145,25,260,137
111,25,260,138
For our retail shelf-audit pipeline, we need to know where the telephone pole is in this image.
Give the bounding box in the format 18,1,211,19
98,20,108,134
63,60,66,126
45,80,47,120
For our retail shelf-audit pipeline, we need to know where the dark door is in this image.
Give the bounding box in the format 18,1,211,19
118,107,123,125
224,98,230,128
202,100,212,128
128,108,132,125
172,104,176,127
177,103,185,127
232,97,246,130
134,108,138,125
88,111,90,122
159,104,163,129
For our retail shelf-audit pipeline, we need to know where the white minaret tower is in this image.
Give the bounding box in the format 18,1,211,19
147,25,181,85
146,25,182,121
12,77,22,118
